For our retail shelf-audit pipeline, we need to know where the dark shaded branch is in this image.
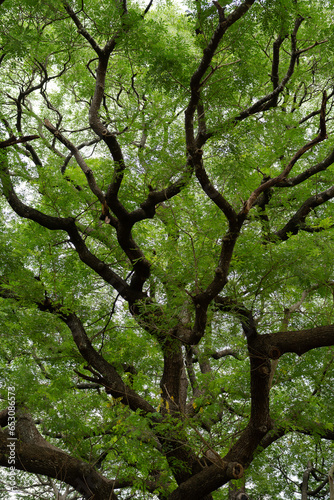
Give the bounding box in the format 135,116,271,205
214,296,258,339
167,461,244,500
185,0,256,150
0,436,118,500
252,324,334,360
43,126,150,295
276,146,334,188
234,16,304,122
63,3,103,56
64,2,129,208
143,0,153,15
0,156,141,303
0,135,39,148
271,35,286,92
129,165,194,223
259,416,334,454
194,150,237,222
38,295,157,414
274,184,334,241
211,349,241,360
0,411,118,500
65,312,156,414
190,219,244,344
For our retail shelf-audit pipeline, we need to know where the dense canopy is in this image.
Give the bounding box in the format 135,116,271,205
1,0,334,498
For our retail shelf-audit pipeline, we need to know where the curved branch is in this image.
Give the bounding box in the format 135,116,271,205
214,296,258,339
43,119,107,205
0,156,140,302
0,427,117,500
65,312,156,414
190,220,244,344
129,165,194,223
274,184,334,241
63,3,103,56
194,151,237,222
276,146,334,188
243,91,328,215
234,16,304,122
185,0,255,150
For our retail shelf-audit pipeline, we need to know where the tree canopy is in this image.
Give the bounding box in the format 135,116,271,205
1,0,334,498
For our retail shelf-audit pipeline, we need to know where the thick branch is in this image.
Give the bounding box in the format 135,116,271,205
167,461,243,500
63,3,103,56
271,35,286,92
214,296,258,339
0,428,117,500
252,324,334,359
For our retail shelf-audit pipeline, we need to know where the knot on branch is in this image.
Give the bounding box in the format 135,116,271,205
269,347,281,359
258,364,271,376
226,461,244,479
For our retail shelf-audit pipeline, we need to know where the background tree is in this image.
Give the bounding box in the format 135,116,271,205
1,0,334,498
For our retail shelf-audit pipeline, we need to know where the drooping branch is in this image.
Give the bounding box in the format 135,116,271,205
37,295,157,414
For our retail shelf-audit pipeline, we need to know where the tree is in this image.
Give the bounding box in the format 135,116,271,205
1,0,334,498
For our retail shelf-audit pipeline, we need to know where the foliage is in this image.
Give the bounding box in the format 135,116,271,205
0,0,334,499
